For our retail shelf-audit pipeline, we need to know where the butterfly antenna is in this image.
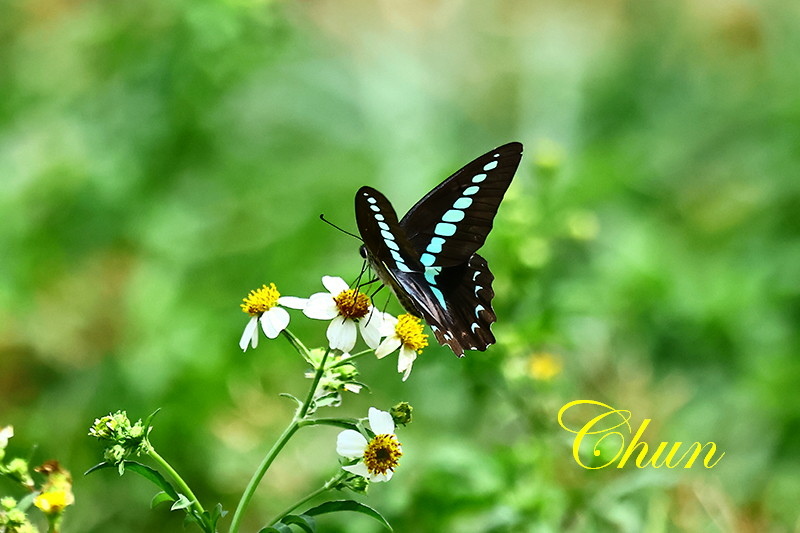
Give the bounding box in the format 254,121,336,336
320,214,362,241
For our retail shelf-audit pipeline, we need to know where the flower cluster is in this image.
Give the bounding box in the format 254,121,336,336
239,276,429,380
89,411,151,472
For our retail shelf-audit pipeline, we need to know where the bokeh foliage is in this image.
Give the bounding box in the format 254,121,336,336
1,0,799,531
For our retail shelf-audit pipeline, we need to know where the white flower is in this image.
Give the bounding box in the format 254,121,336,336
0,426,13,449
336,408,402,482
375,314,428,381
299,276,385,352
239,283,305,351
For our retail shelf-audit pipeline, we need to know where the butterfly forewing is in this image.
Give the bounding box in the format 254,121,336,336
399,142,523,269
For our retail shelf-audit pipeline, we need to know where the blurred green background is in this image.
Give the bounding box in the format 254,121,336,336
1,0,799,531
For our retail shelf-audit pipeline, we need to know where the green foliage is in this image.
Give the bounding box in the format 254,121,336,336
2,0,799,531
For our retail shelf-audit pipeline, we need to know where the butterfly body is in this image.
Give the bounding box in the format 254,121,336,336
356,142,523,356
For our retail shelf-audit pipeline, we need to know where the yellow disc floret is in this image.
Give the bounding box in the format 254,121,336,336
33,490,73,514
333,289,371,319
363,434,402,476
395,314,428,353
241,283,281,316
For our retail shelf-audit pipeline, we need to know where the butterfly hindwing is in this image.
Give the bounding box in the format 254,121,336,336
424,253,497,356
400,142,523,269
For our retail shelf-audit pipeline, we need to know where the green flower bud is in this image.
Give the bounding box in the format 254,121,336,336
340,472,369,494
104,444,126,464
5,458,34,488
1,497,17,511
390,402,413,426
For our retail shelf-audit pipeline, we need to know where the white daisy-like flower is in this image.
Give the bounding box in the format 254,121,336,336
336,408,402,482
375,313,428,381
0,425,13,449
299,276,385,353
239,283,305,351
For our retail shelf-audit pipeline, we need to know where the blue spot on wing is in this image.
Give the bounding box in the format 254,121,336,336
434,222,457,236
441,209,465,223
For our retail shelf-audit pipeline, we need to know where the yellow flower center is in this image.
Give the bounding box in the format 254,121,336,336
33,490,73,514
333,289,371,319
395,314,428,353
363,434,402,476
241,283,280,316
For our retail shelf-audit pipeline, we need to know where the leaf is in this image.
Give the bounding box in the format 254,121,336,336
206,503,228,531
86,461,179,500
304,500,392,531
282,514,316,532
143,408,162,436
171,493,194,511
16,493,35,512
258,525,293,533
279,393,303,410
84,461,112,476
151,491,175,509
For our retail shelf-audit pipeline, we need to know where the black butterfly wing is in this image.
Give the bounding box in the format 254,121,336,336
355,187,476,356
399,142,523,268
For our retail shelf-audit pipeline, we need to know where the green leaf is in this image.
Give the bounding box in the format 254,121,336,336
151,491,175,508
258,525,292,533
206,503,228,531
143,408,162,438
282,514,316,532
86,461,179,500
279,393,303,410
304,500,392,531
171,493,194,511
84,461,112,476
16,493,35,512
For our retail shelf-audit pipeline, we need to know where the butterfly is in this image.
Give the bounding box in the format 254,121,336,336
355,142,523,357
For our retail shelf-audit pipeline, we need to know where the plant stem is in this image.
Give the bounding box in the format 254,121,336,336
281,329,314,365
147,447,206,519
299,348,331,418
328,348,373,367
228,420,300,533
268,472,345,526
228,347,331,533
298,418,358,431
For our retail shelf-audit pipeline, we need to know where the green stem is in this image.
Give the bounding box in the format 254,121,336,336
299,348,331,418
228,421,300,533
281,329,314,364
268,472,346,526
298,417,359,431
228,347,332,533
147,446,206,519
329,348,373,368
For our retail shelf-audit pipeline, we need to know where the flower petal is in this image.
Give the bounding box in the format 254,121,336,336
359,312,383,349
336,430,368,458
261,307,290,339
303,293,339,320
342,462,370,478
277,296,307,309
398,345,418,381
327,318,357,352
370,469,393,482
375,337,401,359
239,316,259,351
322,276,350,295
378,313,398,336
368,408,395,435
